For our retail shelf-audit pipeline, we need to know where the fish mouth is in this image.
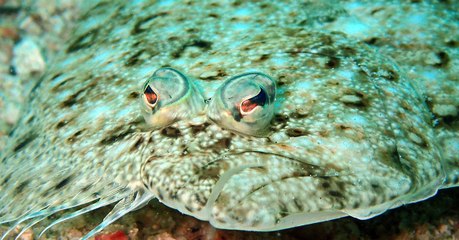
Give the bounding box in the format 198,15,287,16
141,135,418,231
140,148,341,228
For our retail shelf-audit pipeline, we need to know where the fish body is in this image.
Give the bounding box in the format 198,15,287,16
0,0,456,239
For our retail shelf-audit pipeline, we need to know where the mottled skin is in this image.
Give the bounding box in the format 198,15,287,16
0,0,453,239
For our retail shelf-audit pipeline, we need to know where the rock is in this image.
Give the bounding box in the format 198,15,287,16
12,38,45,78
432,104,457,117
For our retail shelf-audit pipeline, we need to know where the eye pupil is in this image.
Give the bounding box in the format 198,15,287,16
241,99,258,113
144,85,158,106
240,88,267,114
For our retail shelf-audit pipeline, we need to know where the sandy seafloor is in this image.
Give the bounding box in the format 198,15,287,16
0,0,458,239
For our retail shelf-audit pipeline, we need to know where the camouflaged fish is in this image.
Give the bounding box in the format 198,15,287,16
0,0,457,239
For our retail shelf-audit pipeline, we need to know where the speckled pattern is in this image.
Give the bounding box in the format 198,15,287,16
0,0,456,239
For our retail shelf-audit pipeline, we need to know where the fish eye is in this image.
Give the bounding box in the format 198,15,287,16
140,67,205,129
143,85,159,109
208,72,276,137
240,87,268,116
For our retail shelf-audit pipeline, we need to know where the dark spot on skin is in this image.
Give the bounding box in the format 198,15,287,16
320,35,334,45
341,46,357,57
434,51,450,68
0,6,21,15
132,12,168,34
199,69,227,80
371,183,381,193
328,190,344,198
99,127,135,145
55,119,71,129
81,185,92,192
272,114,289,125
278,202,289,218
211,138,232,151
370,7,383,15
49,73,68,92
322,182,331,189
26,115,35,124
325,57,340,69
194,194,206,206
382,69,399,82
181,146,189,155
157,189,164,201
445,39,457,47
208,13,219,18
341,90,369,108
67,130,83,143
128,91,139,99
441,115,459,126
370,197,377,206
171,39,213,58
256,54,270,62
293,198,304,211
60,81,96,108
318,47,337,57
1,172,12,185
60,90,83,107
352,202,360,209
186,28,199,33
30,76,45,95
9,66,16,75
169,191,178,200
55,176,72,190
408,128,429,148
286,127,309,137
161,127,182,138
130,136,144,152
67,29,99,53
191,123,210,134
15,180,30,194
184,205,194,213
364,37,382,46
124,50,143,66
14,133,38,152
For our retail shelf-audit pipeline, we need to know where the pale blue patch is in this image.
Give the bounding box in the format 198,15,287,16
270,56,289,66
344,114,368,126
233,8,252,17
56,89,73,101
345,2,363,10
116,108,131,118
129,0,147,6
136,66,157,79
407,14,426,26
231,23,252,31
295,81,313,90
60,54,86,68
338,70,354,80
163,25,182,34
421,69,440,80
87,105,111,119
340,18,370,36
90,50,117,65
49,74,67,86
157,0,176,7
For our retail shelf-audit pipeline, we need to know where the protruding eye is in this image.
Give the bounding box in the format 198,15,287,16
240,88,267,115
208,72,276,137
143,85,158,108
140,67,205,129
